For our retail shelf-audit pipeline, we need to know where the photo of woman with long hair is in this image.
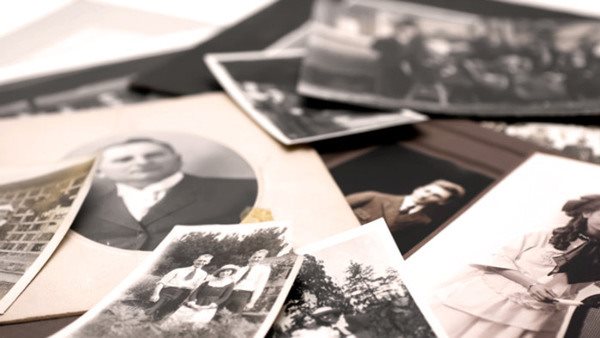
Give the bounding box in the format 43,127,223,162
433,195,600,337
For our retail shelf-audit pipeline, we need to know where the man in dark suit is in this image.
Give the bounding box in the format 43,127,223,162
72,138,257,250
346,179,464,252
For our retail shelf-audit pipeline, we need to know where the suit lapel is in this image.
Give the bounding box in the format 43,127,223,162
140,176,205,225
382,195,405,226
94,186,145,233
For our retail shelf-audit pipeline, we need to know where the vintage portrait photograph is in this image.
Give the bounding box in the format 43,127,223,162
270,219,444,338
483,121,600,164
0,158,96,313
205,50,427,145
66,132,259,251
54,222,302,338
327,144,492,255
406,154,600,337
298,0,600,116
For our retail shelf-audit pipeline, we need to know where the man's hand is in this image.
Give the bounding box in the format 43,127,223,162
244,302,256,310
150,294,160,303
528,284,557,303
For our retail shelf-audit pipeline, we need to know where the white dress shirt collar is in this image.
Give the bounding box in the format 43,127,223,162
116,172,184,221
399,196,423,215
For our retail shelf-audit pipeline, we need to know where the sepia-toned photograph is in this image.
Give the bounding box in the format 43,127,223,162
483,121,600,164
0,158,96,313
54,222,302,338
298,0,600,116
407,154,600,337
67,132,258,251
270,219,445,338
205,50,427,145
328,144,492,255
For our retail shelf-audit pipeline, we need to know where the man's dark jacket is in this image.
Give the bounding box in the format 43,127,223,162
72,174,257,250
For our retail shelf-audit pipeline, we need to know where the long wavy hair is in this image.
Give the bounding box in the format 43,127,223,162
549,195,600,251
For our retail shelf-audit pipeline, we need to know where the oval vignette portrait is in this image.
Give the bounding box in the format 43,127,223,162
65,132,258,251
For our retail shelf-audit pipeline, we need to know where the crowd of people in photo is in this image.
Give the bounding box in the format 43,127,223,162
368,17,600,105
307,1,600,108
144,249,272,328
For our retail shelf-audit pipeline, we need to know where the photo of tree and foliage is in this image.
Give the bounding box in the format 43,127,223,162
270,222,436,338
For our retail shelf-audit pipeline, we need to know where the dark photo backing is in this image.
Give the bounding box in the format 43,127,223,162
329,145,493,254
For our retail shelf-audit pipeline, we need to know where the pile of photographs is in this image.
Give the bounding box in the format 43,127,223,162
205,0,600,146
4,146,600,338
0,157,445,338
2,0,600,338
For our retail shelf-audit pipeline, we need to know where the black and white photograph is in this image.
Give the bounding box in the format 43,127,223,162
0,76,161,119
328,144,492,255
53,222,302,338
270,219,445,338
0,158,96,313
67,132,259,251
298,0,600,116
205,50,427,145
406,153,600,337
483,121,600,164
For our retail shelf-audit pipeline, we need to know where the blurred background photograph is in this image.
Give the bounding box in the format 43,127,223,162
299,0,600,115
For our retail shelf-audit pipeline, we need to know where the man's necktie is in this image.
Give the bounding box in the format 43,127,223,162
184,268,197,281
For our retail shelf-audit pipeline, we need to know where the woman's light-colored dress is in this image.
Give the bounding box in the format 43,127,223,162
434,231,590,337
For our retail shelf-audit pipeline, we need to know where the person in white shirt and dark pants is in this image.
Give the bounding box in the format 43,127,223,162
146,254,213,321
225,249,271,313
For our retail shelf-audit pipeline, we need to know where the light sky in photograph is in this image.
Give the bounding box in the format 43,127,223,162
308,230,400,286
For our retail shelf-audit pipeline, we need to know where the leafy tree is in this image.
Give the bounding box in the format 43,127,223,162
152,227,287,275
343,261,383,311
276,255,349,333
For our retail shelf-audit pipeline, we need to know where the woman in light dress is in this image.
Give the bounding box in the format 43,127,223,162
433,195,600,337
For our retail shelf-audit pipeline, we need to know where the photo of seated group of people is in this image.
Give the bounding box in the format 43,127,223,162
57,224,301,338
299,0,600,115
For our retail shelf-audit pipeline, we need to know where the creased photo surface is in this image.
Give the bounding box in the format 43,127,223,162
270,219,446,338
54,222,303,338
0,158,96,313
407,153,600,337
